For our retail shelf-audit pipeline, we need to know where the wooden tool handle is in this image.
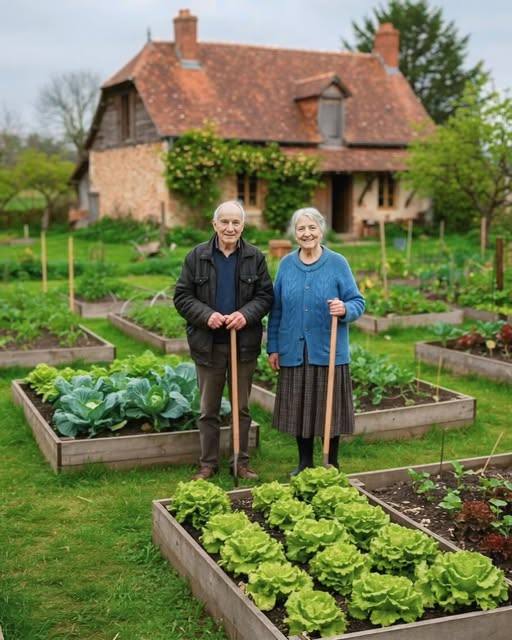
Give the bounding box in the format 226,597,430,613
323,314,338,465
230,329,240,456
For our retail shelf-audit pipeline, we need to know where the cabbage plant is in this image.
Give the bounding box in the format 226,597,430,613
122,377,191,430
369,523,439,576
291,466,350,501
267,497,314,531
285,588,347,636
349,572,424,627
219,523,285,576
200,511,251,553
252,481,294,514
246,561,312,611
311,484,368,518
415,551,509,612
169,479,231,530
285,517,352,563
309,542,370,595
334,502,390,550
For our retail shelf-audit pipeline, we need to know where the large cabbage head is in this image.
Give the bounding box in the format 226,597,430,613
369,523,439,576
310,541,371,595
285,588,347,636
246,561,313,611
334,502,390,550
285,517,352,563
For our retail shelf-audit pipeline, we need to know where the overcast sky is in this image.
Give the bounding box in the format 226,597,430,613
1,0,511,133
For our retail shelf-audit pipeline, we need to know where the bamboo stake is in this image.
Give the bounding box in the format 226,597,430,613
439,220,445,245
438,428,446,477
379,218,388,298
406,218,413,266
480,217,487,260
496,237,504,291
68,236,75,311
434,355,443,402
23,224,29,239
480,431,505,476
40,231,48,293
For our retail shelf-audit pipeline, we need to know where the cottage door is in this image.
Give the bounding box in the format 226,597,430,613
331,174,352,233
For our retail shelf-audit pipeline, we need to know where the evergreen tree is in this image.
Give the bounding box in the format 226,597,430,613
343,0,486,123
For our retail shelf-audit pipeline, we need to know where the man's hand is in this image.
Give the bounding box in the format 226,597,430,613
224,311,247,330
328,298,346,317
207,312,226,329
268,353,280,370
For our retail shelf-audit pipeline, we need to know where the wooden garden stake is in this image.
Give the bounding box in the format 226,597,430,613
68,236,75,311
406,218,413,265
439,219,445,245
480,217,487,259
23,224,29,239
480,431,505,476
379,218,388,298
496,237,504,291
40,231,48,293
434,355,443,402
438,427,446,477
416,359,421,393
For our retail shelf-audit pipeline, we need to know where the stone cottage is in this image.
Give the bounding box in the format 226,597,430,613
74,8,432,236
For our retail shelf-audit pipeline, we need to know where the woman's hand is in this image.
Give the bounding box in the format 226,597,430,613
268,353,280,370
328,298,346,317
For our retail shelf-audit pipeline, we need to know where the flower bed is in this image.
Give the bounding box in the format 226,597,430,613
251,347,476,440
153,468,512,640
13,352,258,472
416,322,512,384
350,454,512,582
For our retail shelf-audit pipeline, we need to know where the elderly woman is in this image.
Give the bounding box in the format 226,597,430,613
267,207,365,474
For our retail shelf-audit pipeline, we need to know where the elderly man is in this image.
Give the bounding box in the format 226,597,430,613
174,200,273,480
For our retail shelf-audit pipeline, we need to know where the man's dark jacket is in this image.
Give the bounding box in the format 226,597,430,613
173,235,273,366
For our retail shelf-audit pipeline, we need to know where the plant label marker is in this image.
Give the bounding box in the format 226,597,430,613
68,236,75,311
41,231,48,293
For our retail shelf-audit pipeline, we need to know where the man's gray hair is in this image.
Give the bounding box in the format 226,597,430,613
288,207,326,236
213,200,246,222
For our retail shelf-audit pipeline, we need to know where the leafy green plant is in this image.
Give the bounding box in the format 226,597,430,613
334,502,390,550
364,285,447,317
349,572,424,627
309,542,370,595
254,351,277,393
285,517,352,563
369,523,439,576
408,468,437,500
267,497,314,531
252,481,294,514
200,512,251,554
451,460,476,490
285,588,347,637
291,466,350,501
126,303,186,339
246,561,312,611
415,551,509,612
433,322,463,347
438,489,463,512
121,378,191,431
311,484,368,518
25,363,61,402
74,262,133,302
219,523,285,576
169,479,231,530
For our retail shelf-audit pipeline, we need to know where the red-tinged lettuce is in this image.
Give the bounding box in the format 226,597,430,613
312,484,368,518
349,572,424,627
415,550,509,612
334,502,390,550
252,481,294,514
219,523,286,576
285,588,347,636
310,541,370,595
369,523,439,576
200,511,251,553
169,479,231,530
291,466,350,501
246,561,313,611
285,517,352,563
267,497,314,531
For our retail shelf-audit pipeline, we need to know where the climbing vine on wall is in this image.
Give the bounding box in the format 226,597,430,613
163,126,320,231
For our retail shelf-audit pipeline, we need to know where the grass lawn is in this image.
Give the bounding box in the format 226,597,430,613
0,232,510,639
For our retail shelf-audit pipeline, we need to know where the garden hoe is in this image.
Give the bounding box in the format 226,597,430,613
322,314,338,468
230,328,240,487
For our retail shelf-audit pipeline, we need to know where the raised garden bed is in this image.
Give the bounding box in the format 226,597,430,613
0,326,115,368
354,309,463,333
462,307,512,323
108,312,189,353
250,379,475,441
349,453,512,581
416,341,512,384
12,380,259,472
153,484,512,640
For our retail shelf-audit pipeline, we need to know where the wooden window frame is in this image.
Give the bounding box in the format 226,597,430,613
378,172,398,209
236,173,260,208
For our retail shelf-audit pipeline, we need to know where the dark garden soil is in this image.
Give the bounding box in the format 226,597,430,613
253,377,456,411
0,328,101,351
178,493,512,638
370,467,512,580
427,339,512,365
20,383,218,439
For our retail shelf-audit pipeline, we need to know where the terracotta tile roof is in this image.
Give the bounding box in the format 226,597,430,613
294,72,351,100
102,40,431,147
283,146,409,172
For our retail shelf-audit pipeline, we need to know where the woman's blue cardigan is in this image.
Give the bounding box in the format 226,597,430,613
267,247,365,366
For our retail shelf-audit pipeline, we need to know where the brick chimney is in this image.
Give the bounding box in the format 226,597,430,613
173,9,198,62
373,22,399,70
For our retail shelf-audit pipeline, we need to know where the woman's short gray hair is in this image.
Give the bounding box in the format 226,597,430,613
288,207,326,236
213,200,246,222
